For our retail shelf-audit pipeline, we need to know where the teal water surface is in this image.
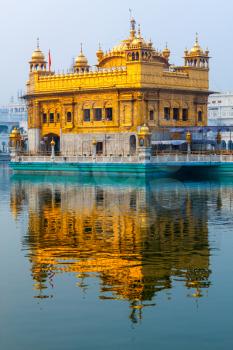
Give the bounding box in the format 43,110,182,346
0,163,233,350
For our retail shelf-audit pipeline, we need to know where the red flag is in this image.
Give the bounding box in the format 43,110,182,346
48,49,51,71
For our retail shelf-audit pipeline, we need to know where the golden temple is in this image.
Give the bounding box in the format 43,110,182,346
25,17,210,156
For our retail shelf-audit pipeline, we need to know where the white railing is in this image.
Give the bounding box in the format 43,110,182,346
11,153,233,165
12,155,139,164
151,153,233,164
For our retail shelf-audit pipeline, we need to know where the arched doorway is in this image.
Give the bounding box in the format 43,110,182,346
228,140,233,151
221,140,226,150
96,142,103,155
129,135,136,155
41,134,60,154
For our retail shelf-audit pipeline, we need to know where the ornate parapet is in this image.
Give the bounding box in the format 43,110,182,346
27,67,129,95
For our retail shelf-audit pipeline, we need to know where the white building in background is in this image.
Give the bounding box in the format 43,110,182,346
208,93,233,149
208,93,233,126
0,97,28,153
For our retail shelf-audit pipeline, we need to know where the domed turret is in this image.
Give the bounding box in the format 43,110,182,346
190,33,203,55
96,43,104,62
131,24,147,47
29,38,47,72
31,48,45,61
9,128,21,150
162,43,171,60
74,44,90,73
139,124,151,135
184,33,210,69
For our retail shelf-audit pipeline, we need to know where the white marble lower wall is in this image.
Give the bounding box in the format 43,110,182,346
28,128,40,154
60,132,137,156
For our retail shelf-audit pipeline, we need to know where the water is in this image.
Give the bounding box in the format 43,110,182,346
0,163,233,350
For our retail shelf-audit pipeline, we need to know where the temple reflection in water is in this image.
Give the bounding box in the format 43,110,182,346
10,175,211,323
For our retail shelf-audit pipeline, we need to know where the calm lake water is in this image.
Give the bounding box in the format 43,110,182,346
0,163,233,350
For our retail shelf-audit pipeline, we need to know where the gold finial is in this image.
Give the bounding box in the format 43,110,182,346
37,37,40,49
195,32,199,44
80,43,83,54
129,9,136,38
50,138,55,146
186,131,192,144
162,43,170,59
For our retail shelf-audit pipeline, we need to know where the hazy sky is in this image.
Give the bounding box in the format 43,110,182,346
0,0,231,104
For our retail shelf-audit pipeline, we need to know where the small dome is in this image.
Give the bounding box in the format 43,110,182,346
75,52,88,65
162,44,170,59
31,48,45,61
112,40,130,52
75,45,89,67
12,127,20,135
190,43,203,54
139,124,151,135
190,34,204,55
131,25,150,48
10,128,20,139
132,37,146,46
29,39,47,72
96,44,104,62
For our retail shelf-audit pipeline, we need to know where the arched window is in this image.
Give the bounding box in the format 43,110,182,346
198,111,203,122
49,113,54,123
173,108,179,121
182,108,189,121
67,111,72,122
164,107,170,121
42,113,47,123
149,110,154,121
94,108,102,121
105,108,113,121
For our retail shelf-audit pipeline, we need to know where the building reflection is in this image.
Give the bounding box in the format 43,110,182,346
10,175,211,323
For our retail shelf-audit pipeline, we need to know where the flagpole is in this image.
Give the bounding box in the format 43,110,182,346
48,49,51,72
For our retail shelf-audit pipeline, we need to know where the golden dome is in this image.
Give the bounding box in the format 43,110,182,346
76,52,88,65
131,25,147,47
96,44,104,60
30,39,46,62
162,44,170,59
112,40,130,52
190,33,204,55
10,128,20,139
12,127,20,134
132,37,146,47
75,45,89,67
139,124,151,135
31,48,45,61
